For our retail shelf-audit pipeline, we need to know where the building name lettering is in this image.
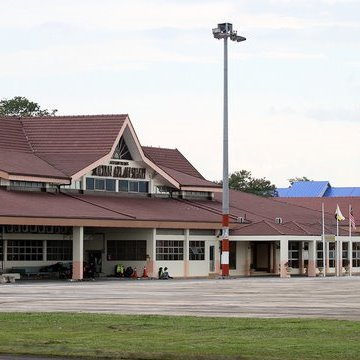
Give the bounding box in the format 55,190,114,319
92,165,146,179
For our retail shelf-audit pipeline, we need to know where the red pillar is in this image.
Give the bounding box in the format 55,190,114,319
221,214,230,276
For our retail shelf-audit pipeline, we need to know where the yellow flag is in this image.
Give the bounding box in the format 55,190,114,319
335,204,345,221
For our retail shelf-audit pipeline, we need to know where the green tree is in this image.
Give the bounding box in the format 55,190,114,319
288,176,311,185
217,170,277,197
0,96,57,117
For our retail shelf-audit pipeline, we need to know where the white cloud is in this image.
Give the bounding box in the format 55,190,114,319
0,0,234,30
0,39,217,76
308,107,360,123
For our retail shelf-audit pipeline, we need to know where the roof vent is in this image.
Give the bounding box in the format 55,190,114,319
275,217,283,224
236,216,245,224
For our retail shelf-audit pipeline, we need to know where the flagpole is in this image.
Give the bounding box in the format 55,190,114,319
335,204,346,277
322,202,326,277
336,217,338,276
349,204,353,277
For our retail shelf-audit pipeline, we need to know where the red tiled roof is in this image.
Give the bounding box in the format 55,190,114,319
0,150,68,179
0,187,350,235
143,147,204,179
275,196,360,231
0,115,128,179
21,115,126,154
199,189,345,235
0,189,221,224
0,118,68,179
34,154,105,178
0,117,31,152
159,166,220,188
22,115,127,177
66,193,221,223
214,190,330,225
231,220,300,236
0,189,129,220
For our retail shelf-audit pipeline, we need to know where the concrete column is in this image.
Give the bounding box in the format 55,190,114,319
2,239,7,272
43,240,47,261
325,242,330,274
335,238,340,277
81,176,86,191
245,242,251,276
215,238,221,274
307,240,317,277
72,226,84,280
273,242,279,274
146,228,157,278
299,241,305,275
269,242,274,273
279,238,289,278
184,229,190,278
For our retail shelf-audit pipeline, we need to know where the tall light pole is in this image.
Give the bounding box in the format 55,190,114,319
212,23,246,277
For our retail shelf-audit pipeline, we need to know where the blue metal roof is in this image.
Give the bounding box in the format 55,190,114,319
276,188,292,197
277,181,360,197
324,187,360,197
277,181,329,197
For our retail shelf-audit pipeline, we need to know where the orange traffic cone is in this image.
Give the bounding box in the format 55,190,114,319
142,266,148,278
132,267,138,278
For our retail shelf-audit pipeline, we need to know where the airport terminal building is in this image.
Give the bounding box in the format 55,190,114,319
0,115,359,279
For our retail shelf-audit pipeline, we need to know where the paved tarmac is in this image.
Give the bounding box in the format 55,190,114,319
0,276,360,320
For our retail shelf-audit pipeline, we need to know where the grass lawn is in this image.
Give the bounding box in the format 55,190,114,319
0,313,359,359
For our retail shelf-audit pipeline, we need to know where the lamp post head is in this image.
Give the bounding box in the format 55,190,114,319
212,22,246,42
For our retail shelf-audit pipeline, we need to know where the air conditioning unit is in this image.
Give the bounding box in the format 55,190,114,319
236,217,245,224
275,217,283,224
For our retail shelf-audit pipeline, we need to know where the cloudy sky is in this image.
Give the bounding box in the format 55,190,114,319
1,0,359,187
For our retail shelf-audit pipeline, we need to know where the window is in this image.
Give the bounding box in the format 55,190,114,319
7,240,43,261
107,240,146,261
119,180,128,192
353,242,360,267
87,178,117,192
329,242,336,267
288,241,300,268
156,240,184,261
10,181,43,188
118,180,148,194
342,242,348,262
86,178,94,190
189,241,205,261
129,181,138,192
317,242,324,267
106,179,116,191
47,240,72,261
139,181,148,193
87,177,148,193
95,178,105,190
